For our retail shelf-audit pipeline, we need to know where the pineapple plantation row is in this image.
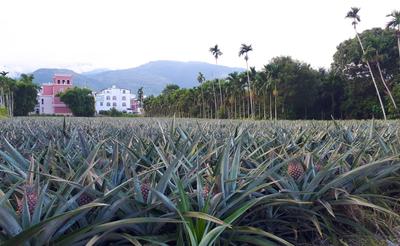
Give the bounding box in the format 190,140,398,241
0,117,400,245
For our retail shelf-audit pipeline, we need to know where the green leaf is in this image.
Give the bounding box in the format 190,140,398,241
2,203,106,246
234,226,294,246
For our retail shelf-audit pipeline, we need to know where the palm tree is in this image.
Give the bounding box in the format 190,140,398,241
0,71,8,108
20,73,34,83
239,43,254,119
264,64,279,120
346,7,387,120
386,10,400,70
0,71,14,116
227,72,243,118
209,44,224,109
197,72,206,118
137,87,144,108
364,44,398,111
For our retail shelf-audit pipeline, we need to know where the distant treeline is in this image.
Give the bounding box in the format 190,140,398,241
144,27,400,120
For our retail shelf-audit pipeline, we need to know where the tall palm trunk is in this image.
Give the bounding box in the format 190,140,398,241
215,59,224,109
217,78,222,108
263,92,266,120
355,30,387,120
274,82,277,120
247,92,250,118
212,82,217,119
397,28,400,70
234,97,237,118
330,92,335,117
245,61,254,119
377,61,397,109
0,87,4,107
269,93,272,120
201,87,205,118
242,92,246,118
396,25,400,70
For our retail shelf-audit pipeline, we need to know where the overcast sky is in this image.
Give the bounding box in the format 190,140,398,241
1,0,398,74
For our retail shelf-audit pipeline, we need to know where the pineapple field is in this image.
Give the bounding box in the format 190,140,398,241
0,117,400,245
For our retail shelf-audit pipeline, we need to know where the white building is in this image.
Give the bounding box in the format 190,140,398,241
95,85,136,113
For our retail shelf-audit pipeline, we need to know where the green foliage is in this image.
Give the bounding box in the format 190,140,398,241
162,84,180,95
143,26,400,120
13,75,39,116
99,108,138,117
0,107,8,118
137,87,144,107
58,87,95,117
145,57,331,120
387,79,400,118
0,118,399,245
217,106,227,119
332,28,400,119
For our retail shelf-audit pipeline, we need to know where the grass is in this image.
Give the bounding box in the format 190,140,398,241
0,107,8,118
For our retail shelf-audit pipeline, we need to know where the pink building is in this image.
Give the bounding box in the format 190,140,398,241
130,98,144,114
38,74,73,115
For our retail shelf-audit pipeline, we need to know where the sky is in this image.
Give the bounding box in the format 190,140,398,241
1,0,399,75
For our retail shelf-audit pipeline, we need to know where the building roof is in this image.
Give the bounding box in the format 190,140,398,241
54,74,73,77
98,85,133,93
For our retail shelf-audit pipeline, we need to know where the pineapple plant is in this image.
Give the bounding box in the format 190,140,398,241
16,185,38,216
0,117,399,245
77,192,94,206
140,181,150,202
16,157,38,216
315,161,323,172
287,160,305,180
202,184,211,198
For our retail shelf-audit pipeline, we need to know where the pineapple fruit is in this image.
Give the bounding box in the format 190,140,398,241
315,162,322,172
17,185,38,216
77,192,94,206
203,184,210,198
287,161,305,180
141,182,150,201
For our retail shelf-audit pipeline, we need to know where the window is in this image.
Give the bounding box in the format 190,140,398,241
112,96,117,100
122,102,126,107
57,80,61,84
106,90,110,93
106,102,111,106
67,80,70,84
100,102,103,106
112,102,117,107
122,90,126,94
106,96,110,100
62,80,65,84
122,96,126,101
41,99,44,104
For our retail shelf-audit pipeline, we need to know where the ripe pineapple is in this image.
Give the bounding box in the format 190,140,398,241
287,161,305,180
141,182,150,201
315,162,322,172
77,192,93,206
17,185,38,216
203,185,210,198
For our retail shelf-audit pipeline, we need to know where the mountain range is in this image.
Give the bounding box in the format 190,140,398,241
31,61,244,95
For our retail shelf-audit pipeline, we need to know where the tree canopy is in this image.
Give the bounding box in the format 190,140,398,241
1,73,39,116
144,27,400,120
58,87,95,117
